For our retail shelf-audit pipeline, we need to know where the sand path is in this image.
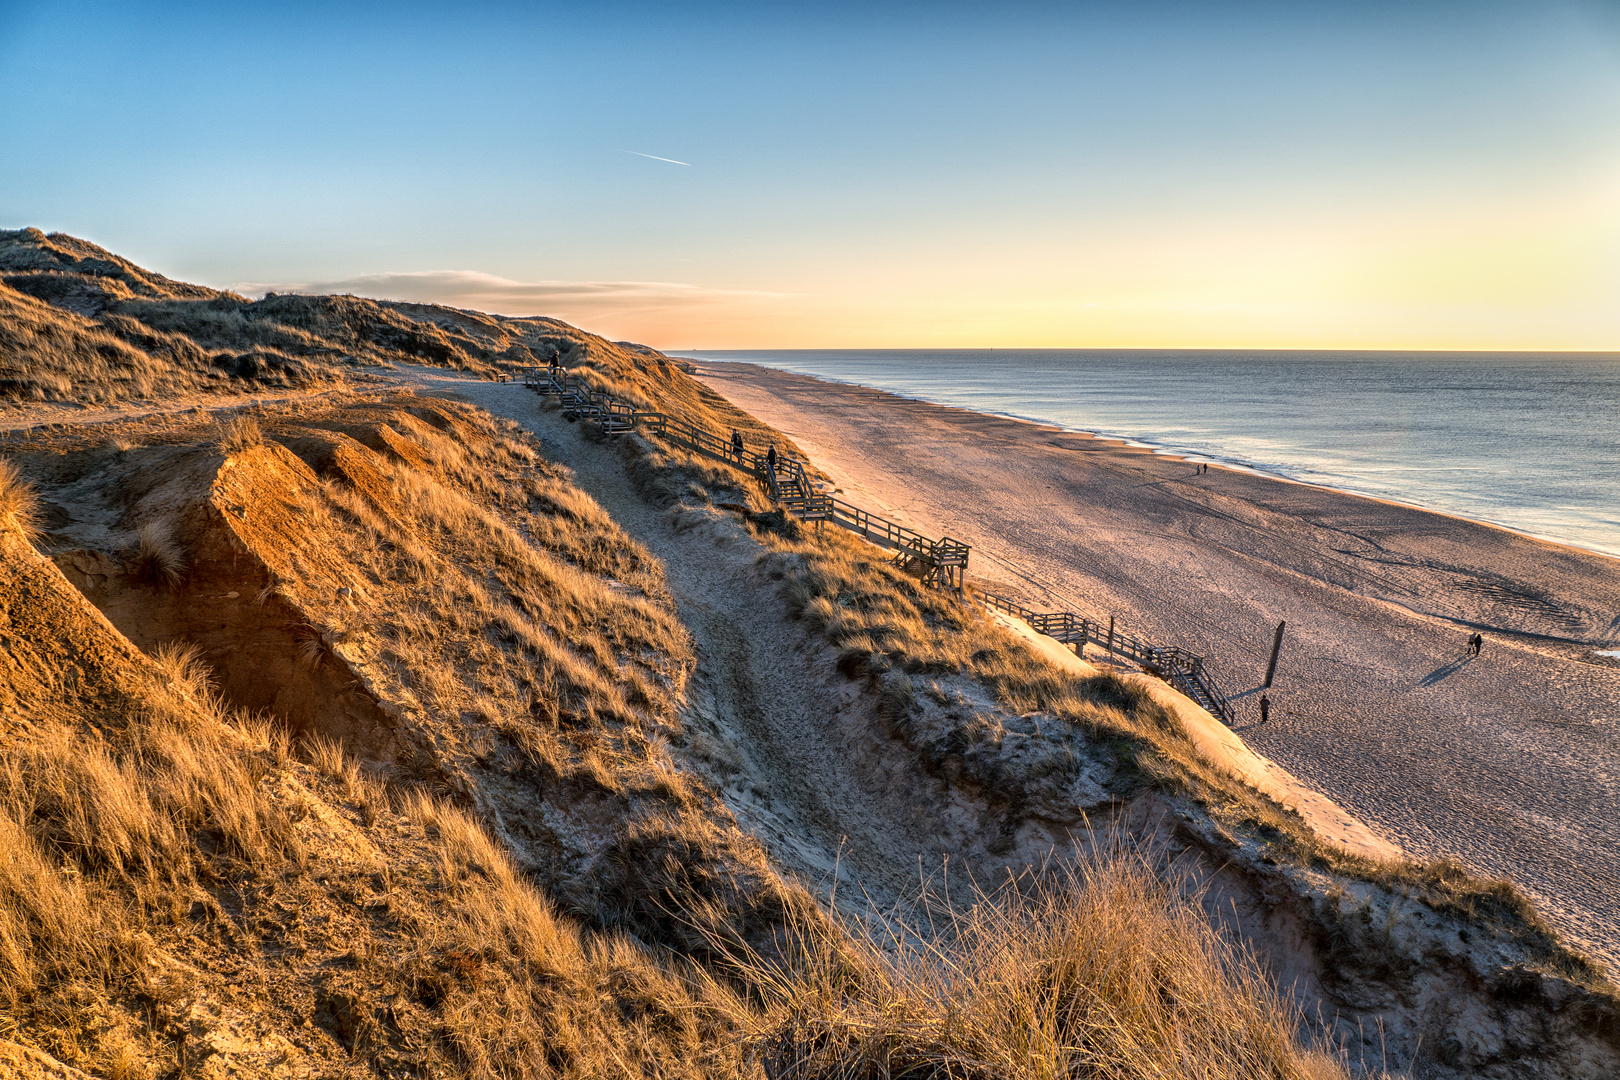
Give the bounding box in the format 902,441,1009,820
697,361,1620,973
392,368,970,905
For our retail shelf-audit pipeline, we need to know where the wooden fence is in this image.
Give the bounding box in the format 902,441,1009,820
980,590,1237,724
525,364,970,595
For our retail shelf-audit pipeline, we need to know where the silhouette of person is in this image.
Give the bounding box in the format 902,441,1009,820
731,429,744,458
1471,632,1484,657
1259,694,1270,723
766,444,777,472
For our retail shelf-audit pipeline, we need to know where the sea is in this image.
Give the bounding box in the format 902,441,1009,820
674,350,1620,561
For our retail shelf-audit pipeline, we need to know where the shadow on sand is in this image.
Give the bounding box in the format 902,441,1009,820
1420,654,1474,686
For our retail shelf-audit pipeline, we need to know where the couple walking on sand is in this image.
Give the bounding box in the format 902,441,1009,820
1467,632,1485,657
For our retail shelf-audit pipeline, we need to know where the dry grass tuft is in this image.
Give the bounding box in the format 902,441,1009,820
730,854,1347,1080
0,687,300,1018
127,520,186,587
0,458,39,541
215,415,263,453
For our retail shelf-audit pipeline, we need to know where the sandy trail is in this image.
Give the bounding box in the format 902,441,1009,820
395,369,975,904
0,370,977,905
696,361,1620,973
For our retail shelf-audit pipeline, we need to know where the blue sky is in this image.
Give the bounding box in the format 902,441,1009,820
3,1,1617,347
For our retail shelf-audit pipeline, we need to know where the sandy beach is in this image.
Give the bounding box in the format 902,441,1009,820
697,361,1620,972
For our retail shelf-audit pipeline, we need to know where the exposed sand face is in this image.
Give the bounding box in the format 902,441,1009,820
698,361,1620,973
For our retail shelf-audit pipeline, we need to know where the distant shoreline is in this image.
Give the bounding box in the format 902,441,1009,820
681,354,1620,565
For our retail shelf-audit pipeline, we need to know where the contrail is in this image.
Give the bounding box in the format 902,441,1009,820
618,149,692,167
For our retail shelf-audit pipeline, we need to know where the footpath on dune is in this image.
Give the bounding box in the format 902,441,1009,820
425,372,1019,900
695,360,1620,977
396,364,1620,1079
419,365,1362,896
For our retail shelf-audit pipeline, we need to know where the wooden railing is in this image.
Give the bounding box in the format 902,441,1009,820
525,363,966,594
981,590,1237,725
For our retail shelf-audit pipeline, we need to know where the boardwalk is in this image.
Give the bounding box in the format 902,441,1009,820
698,361,1620,975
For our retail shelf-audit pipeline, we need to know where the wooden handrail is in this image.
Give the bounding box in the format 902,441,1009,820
982,588,1237,725
524,363,968,594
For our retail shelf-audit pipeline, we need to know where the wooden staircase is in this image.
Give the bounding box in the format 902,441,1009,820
982,592,1238,725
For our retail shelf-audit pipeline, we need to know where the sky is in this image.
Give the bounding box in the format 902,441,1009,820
2,0,1618,349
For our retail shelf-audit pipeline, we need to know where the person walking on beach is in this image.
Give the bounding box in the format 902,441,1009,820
730,429,744,459
1259,694,1270,724
1468,632,1484,657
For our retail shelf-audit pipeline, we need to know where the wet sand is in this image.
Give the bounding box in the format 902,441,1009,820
697,361,1620,972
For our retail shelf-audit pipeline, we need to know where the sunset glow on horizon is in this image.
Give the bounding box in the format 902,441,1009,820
3,1,1617,350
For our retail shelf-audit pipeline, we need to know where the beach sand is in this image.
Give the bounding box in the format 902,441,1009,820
698,361,1620,972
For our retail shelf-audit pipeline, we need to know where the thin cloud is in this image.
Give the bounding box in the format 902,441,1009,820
618,149,692,166
232,270,784,319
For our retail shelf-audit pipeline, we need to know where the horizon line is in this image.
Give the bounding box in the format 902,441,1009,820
663,346,1620,355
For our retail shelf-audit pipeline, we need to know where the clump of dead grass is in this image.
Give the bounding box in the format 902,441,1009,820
0,647,301,1018
126,520,186,587
0,457,38,541
216,414,263,453
0,654,760,1078
728,853,1347,1080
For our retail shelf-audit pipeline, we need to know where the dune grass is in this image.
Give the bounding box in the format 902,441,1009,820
0,459,38,541
0,390,1369,1077
0,637,754,1077
727,853,1347,1080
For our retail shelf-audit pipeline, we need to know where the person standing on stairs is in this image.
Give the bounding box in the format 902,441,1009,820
731,429,744,459
766,444,778,473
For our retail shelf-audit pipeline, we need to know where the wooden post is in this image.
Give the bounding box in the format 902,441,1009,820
1107,616,1115,660
1263,620,1286,688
